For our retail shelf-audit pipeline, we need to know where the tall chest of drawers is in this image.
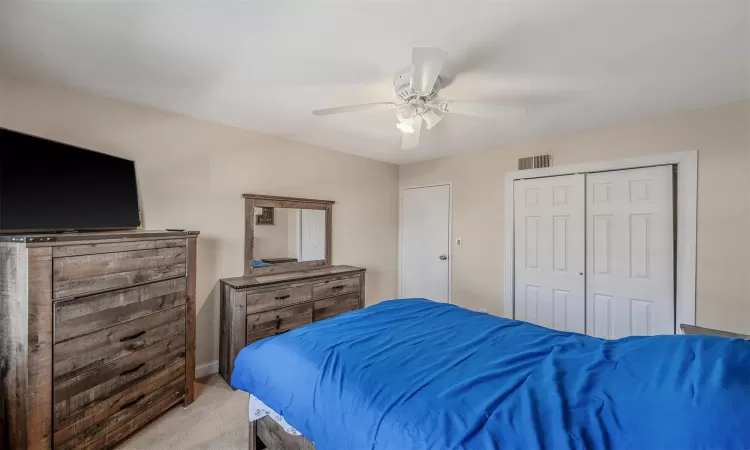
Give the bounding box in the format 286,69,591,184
219,265,365,386
0,230,199,449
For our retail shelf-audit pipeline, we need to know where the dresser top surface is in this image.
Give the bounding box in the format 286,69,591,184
0,229,199,245
221,265,365,289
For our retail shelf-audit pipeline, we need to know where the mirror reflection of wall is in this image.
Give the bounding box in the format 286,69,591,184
254,208,326,265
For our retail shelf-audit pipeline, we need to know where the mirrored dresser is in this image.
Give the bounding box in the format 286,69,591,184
218,194,366,386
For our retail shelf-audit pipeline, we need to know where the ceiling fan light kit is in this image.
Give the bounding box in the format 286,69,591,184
396,121,415,133
311,47,524,149
422,109,443,129
396,103,417,122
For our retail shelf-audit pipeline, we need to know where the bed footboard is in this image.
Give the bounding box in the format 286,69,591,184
250,416,315,450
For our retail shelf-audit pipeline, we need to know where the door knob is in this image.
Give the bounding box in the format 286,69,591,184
439,254,448,261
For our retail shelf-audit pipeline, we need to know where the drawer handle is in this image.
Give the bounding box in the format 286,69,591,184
275,315,282,330
275,294,291,300
119,331,146,342
119,394,146,411
120,363,145,377
331,285,345,290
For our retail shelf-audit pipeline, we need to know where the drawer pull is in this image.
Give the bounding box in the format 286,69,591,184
119,331,146,342
119,394,146,411
275,315,282,330
331,285,345,290
275,294,291,300
120,363,146,377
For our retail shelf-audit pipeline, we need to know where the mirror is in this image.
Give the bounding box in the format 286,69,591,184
252,207,327,268
243,193,334,274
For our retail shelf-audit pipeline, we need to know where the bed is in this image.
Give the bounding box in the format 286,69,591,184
231,299,750,449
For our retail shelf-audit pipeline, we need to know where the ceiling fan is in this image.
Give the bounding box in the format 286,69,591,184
312,47,525,149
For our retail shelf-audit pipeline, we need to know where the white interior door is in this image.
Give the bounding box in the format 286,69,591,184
400,185,450,303
514,174,586,333
299,209,326,261
586,166,674,338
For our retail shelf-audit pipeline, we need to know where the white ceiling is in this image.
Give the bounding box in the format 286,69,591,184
1,1,748,165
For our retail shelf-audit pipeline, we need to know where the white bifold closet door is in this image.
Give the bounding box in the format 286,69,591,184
586,166,674,338
514,166,675,337
514,174,586,333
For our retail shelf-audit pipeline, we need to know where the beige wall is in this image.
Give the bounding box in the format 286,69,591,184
400,101,750,334
0,77,400,367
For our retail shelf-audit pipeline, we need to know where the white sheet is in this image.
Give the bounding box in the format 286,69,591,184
248,394,302,436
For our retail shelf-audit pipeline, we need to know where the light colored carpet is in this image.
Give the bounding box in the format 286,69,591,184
117,374,248,449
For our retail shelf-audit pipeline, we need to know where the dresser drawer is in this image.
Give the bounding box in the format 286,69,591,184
312,277,360,299
313,292,360,322
81,385,184,450
54,362,185,450
246,285,312,314
52,239,186,258
53,333,186,424
54,278,187,343
53,245,187,299
54,305,186,384
247,303,312,343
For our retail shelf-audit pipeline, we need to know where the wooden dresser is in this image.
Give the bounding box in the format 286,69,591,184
219,265,365,385
0,230,199,449
217,193,367,388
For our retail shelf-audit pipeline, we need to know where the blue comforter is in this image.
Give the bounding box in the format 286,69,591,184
231,299,750,450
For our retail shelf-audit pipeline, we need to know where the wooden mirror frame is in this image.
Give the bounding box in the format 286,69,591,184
243,194,334,275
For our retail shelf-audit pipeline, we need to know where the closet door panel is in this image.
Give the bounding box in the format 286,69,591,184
514,174,585,333
586,166,674,338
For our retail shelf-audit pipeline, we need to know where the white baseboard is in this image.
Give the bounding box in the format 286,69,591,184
195,360,219,379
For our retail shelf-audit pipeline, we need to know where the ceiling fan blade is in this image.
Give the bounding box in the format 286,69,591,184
312,102,398,116
435,100,526,119
410,47,447,95
401,116,423,150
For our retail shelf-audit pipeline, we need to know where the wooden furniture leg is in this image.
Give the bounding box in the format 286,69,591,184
249,420,257,450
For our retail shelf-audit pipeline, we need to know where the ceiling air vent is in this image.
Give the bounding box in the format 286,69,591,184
518,154,551,170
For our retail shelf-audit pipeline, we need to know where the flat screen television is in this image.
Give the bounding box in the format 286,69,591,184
0,128,141,233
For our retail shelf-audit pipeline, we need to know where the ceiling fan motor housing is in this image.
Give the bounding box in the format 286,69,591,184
393,70,441,103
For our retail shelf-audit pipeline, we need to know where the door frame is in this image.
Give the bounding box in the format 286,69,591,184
503,151,698,331
399,183,453,303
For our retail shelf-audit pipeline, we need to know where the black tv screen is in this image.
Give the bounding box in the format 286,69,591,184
0,128,141,233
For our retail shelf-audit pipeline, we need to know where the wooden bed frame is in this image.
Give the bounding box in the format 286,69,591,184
247,324,749,450
249,416,314,450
